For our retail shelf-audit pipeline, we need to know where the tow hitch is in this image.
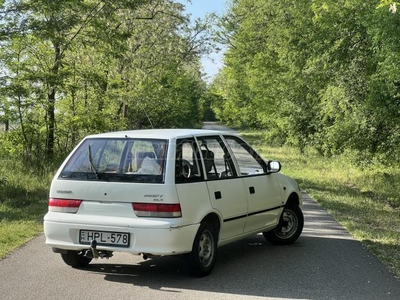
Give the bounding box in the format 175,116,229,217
84,240,113,259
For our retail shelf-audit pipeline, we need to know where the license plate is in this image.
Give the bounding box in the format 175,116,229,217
79,230,130,247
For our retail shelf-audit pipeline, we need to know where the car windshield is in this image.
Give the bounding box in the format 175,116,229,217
59,138,168,183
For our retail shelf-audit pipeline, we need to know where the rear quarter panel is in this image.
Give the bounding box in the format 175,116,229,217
175,182,219,226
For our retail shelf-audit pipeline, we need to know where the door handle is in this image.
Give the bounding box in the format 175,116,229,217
214,191,222,199
249,186,255,194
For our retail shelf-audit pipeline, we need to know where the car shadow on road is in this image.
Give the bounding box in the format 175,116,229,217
83,232,400,300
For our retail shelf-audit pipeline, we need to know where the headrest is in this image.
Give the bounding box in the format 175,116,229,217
135,151,155,169
201,149,214,172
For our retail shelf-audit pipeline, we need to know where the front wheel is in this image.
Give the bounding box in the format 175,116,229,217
263,205,304,245
61,250,92,268
187,222,217,277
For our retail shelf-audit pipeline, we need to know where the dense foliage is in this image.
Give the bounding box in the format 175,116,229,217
211,0,400,165
0,0,212,166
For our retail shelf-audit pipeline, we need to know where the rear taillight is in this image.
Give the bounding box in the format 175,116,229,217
133,203,182,218
49,198,82,213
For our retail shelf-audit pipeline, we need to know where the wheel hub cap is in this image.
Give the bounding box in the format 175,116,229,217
198,231,214,268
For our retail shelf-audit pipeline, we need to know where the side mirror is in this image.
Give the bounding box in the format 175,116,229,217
267,160,281,173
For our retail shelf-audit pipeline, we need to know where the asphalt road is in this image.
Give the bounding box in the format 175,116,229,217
1,193,399,300
202,121,237,132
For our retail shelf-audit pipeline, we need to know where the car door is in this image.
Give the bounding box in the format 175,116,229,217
196,135,248,241
224,135,284,233
174,138,212,226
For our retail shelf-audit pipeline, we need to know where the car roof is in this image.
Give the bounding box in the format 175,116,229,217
84,129,239,140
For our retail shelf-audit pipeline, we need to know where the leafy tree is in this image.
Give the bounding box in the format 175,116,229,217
0,0,212,166
213,0,400,164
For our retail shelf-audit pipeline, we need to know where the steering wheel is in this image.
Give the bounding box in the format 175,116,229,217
181,159,191,178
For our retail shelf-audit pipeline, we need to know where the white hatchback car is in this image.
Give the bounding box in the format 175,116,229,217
44,129,303,276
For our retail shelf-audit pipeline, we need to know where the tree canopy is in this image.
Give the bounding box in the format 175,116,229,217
2,0,400,167
211,0,400,165
0,0,213,165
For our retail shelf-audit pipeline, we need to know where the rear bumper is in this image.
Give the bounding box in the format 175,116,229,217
44,218,200,256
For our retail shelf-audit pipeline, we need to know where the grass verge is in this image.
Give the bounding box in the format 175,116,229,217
0,159,52,258
241,131,400,278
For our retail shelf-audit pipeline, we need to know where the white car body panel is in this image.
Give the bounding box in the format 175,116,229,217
51,180,179,204
242,174,283,233
206,178,248,240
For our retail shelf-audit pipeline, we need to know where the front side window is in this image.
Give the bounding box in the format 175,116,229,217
60,138,167,183
225,136,266,176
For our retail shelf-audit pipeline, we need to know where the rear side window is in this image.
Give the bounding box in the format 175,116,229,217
60,138,167,183
175,138,204,183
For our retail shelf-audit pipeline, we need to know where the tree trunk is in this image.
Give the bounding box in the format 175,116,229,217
47,43,61,160
47,88,56,159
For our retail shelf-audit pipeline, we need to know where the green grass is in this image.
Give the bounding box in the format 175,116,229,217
0,204,47,258
241,131,400,278
0,159,52,258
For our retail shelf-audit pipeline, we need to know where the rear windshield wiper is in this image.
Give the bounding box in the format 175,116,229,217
88,144,99,179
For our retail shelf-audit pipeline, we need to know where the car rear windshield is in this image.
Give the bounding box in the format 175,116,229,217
59,138,168,183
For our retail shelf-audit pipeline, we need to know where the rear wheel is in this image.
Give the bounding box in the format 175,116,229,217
263,205,304,245
187,222,217,277
61,250,92,268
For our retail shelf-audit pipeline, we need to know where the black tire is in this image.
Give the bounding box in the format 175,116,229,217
263,205,304,245
61,250,92,268
187,222,217,277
